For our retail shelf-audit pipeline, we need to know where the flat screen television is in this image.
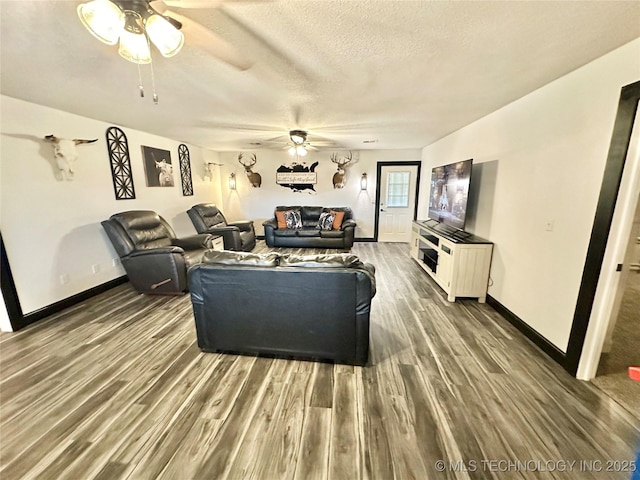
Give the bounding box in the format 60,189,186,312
428,159,473,231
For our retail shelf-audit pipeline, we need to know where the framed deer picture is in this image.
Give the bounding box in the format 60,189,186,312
141,146,174,187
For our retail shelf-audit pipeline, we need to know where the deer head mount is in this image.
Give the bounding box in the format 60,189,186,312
238,153,262,188
330,151,353,189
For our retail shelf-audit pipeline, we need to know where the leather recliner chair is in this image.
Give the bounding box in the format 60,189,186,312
101,210,213,295
187,203,256,252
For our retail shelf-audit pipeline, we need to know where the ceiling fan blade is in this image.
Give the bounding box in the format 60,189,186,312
162,10,253,70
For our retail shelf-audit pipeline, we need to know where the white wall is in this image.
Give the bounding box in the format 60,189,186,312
0,95,220,318
419,39,640,352
217,149,421,237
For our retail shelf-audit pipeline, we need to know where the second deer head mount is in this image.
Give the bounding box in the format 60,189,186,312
238,153,262,188
330,151,353,189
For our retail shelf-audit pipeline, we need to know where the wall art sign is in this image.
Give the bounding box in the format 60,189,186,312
106,127,136,200
276,161,319,192
178,144,193,196
141,146,174,187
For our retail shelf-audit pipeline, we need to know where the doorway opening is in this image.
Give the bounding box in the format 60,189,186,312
591,195,640,418
374,161,421,242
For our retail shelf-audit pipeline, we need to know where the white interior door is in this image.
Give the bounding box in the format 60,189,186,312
378,165,418,242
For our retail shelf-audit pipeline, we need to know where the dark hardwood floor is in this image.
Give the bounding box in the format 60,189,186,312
1,242,638,479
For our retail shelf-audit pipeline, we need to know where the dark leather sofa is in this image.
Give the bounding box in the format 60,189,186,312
188,251,376,365
187,203,256,252
102,210,213,295
263,206,356,249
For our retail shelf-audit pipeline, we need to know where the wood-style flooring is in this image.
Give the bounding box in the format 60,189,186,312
1,242,639,479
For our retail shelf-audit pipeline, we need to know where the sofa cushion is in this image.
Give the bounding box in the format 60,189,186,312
273,228,300,237
301,206,323,227
317,212,335,230
319,229,344,238
296,229,321,237
202,250,279,267
279,253,361,268
284,210,303,229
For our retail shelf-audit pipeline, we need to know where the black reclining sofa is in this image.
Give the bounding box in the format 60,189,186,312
188,251,375,365
262,206,356,249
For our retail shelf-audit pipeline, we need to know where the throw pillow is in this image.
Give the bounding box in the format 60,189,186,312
275,211,288,229
283,210,302,229
330,210,346,230
317,211,336,230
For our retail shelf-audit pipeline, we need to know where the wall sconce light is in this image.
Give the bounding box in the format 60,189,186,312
229,172,236,190
360,173,368,191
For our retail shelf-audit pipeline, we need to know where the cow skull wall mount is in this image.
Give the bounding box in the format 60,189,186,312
44,135,98,181
203,161,223,182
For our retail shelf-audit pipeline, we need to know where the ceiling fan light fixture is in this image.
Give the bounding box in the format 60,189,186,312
290,130,307,145
118,12,151,64
77,0,125,45
145,14,184,58
287,145,307,157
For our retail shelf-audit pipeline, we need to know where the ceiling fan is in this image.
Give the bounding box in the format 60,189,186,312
77,0,252,70
260,129,339,155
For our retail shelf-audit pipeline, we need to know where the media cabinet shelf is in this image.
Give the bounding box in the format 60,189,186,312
410,220,493,303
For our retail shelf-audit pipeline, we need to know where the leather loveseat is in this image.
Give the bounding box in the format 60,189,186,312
188,251,375,365
262,206,356,249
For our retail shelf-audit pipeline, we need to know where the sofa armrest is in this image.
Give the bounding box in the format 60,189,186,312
228,220,254,233
172,234,213,250
263,218,278,229
128,246,185,257
206,226,242,250
341,219,357,230
360,262,377,297
208,225,240,233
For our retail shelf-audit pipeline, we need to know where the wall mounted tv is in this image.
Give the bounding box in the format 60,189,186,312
428,159,473,231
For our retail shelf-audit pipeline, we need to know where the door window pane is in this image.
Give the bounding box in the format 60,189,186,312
387,171,410,207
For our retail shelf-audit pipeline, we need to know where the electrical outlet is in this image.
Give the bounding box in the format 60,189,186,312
92,264,100,274
545,220,555,232
60,274,69,285
112,258,120,267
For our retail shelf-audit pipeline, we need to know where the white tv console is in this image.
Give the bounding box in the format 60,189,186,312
410,220,493,303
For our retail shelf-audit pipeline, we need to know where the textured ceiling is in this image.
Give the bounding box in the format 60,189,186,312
1,1,639,151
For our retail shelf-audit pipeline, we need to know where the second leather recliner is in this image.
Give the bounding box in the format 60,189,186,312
187,203,256,252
